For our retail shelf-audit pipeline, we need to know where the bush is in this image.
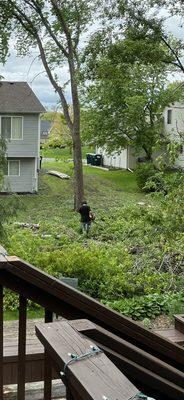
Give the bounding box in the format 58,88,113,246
3,289,42,311
144,170,184,194
135,163,156,190
103,292,184,320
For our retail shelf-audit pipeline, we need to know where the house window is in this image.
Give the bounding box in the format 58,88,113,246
167,109,172,124
1,116,23,140
4,160,20,176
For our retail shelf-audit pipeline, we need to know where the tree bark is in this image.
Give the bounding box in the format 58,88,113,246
69,60,84,210
72,120,84,210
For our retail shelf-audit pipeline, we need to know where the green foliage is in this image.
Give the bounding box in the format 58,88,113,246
2,160,184,322
3,289,20,311
0,195,22,239
3,289,42,312
143,170,184,194
143,171,167,193
103,292,184,320
82,35,184,160
42,112,71,149
135,163,156,190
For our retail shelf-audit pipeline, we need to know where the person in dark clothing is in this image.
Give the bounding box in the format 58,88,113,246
79,201,91,235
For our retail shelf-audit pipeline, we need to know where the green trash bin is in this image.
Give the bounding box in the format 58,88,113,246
91,154,96,165
94,154,103,166
86,153,95,164
86,153,91,164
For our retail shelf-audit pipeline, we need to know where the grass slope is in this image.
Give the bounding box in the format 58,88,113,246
2,155,184,321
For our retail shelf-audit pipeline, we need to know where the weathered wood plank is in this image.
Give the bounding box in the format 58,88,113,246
2,257,184,369
175,314,184,334
35,320,138,400
44,310,54,400
17,296,27,400
70,319,184,386
0,245,8,265
70,319,184,400
153,328,184,345
92,338,184,400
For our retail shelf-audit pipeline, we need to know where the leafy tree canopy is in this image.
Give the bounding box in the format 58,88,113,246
81,46,184,160
42,111,72,149
0,0,102,208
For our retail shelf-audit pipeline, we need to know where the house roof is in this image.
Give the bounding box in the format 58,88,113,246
0,81,45,113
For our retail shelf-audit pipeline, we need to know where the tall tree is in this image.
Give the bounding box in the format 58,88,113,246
82,51,184,160
0,0,99,209
120,0,184,74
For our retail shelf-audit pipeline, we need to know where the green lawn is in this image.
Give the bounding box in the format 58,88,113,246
4,309,44,321
41,145,94,159
6,158,143,225
2,155,146,274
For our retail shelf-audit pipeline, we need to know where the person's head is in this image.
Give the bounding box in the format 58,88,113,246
82,200,87,205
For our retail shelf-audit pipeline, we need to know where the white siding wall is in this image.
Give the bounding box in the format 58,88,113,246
97,147,127,169
97,103,184,170
163,103,184,168
3,158,38,193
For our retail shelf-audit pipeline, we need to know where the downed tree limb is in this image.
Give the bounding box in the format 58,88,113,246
46,170,70,179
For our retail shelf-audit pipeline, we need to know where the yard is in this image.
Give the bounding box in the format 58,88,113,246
1,150,184,324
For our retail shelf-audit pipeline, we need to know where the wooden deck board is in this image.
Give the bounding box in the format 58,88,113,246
3,319,57,385
153,328,184,345
1,257,184,369
36,320,138,400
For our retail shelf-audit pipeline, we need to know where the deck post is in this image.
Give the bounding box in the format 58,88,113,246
66,386,75,400
17,295,27,400
44,310,53,400
0,285,3,399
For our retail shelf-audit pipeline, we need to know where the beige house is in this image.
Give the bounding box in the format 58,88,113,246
97,103,184,170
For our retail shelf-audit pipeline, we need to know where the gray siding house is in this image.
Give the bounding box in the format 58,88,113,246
0,81,45,193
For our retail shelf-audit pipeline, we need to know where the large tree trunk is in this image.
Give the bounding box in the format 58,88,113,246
69,57,84,210
72,120,84,210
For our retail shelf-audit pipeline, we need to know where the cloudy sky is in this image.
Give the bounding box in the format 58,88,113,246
0,45,69,110
0,12,183,110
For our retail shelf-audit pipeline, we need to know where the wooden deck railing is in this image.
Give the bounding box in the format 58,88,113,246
35,320,138,400
0,254,184,399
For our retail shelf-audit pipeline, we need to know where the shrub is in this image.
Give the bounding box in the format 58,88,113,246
103,292,184,320
135,163,156,190
144,170,184,194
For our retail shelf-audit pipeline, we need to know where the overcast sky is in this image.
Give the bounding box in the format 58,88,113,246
0,44,70,110
0,12,184,110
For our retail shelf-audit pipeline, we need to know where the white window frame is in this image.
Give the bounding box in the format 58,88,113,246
0,116,23,140
7,160,20,177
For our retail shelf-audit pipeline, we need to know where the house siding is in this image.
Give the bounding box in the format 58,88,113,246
163,103,184,168
3,158,38,193
97,103,184,170
1,114,40,157
97,147,127,169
